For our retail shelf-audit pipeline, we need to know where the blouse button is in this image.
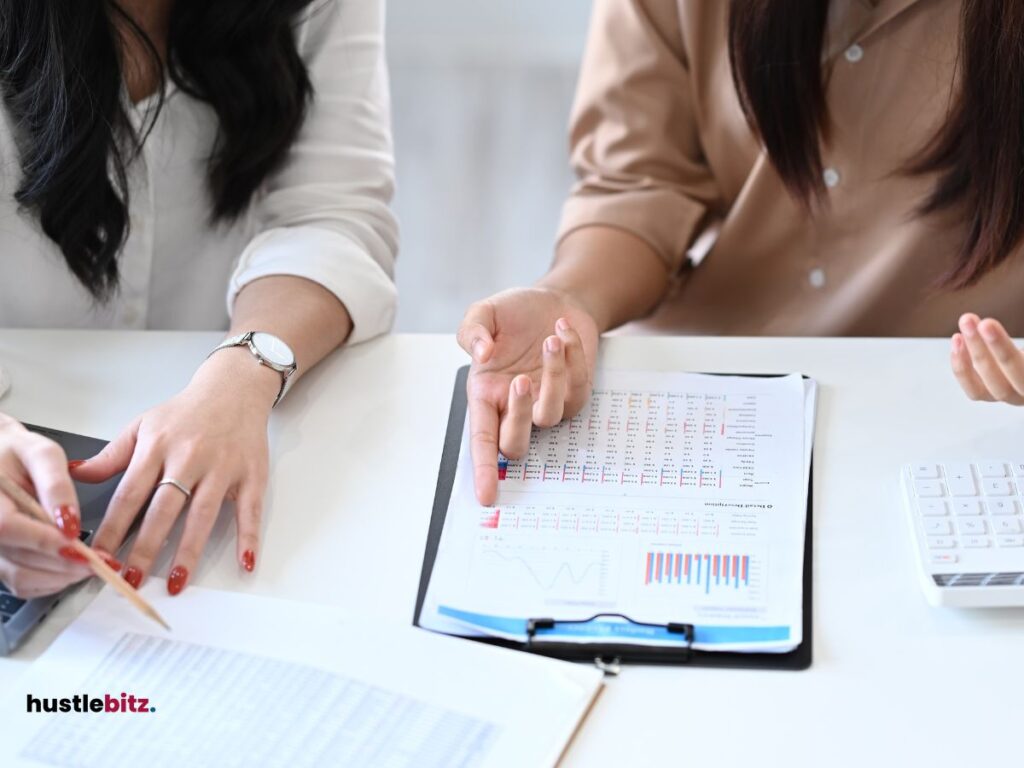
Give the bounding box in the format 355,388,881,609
808,268,826,289
823,167,841,188
844,44,864,63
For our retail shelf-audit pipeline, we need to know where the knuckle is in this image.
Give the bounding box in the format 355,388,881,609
129,542,159,566
470,425,498,443
989,382,1015,401
175,440,204,465
28,438,65,463
35,480,70,506
109,486,144,513
240,503,263,525
188,502,220,523
992,345,1015,364
175,543,203,567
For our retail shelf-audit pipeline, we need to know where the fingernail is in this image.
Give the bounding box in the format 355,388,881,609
951,334,962,352
545,336,560,354
167,565,189,596
979,322,997,342
514,376,530,397
123,566,142,589
67,460,87,470
59,547,88,564
242,549,256,573
100,554,122,571
556,317,570,333
962,318,977,337
54,505,80,539
472,339,485,360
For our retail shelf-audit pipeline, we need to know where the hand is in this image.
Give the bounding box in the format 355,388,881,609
0,415,118,598
72,349,276,595
457,287,600,506
951,313,1024,404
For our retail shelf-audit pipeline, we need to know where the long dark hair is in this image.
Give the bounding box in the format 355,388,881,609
729,0,1022,287
0,1,316,300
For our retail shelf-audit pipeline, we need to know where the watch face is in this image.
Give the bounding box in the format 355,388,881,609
251,332,295,368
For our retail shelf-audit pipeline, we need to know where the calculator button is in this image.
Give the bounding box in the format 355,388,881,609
962,536,991,548
924,519,953,535
985,500,1019,516
918,499,948,516
997,535,1024,548
958,519,987,535
911,464,940,479
978,462,1007,477
914,480,945,497
943,467,976,496
927,536,956,549
993,517,1023,534
954,500,983,516
929,553,958,565
982,479,1014,496
1012,463,1024,477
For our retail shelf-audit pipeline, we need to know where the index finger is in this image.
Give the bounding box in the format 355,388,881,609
468,393,500,506
9,433,80,539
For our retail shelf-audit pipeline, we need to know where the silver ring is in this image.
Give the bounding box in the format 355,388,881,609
157,478,193,502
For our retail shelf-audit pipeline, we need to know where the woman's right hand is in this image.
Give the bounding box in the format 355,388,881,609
0,415,108,598
457,287,600,506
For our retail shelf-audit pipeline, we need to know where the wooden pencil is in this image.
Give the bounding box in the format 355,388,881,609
0,475,171,631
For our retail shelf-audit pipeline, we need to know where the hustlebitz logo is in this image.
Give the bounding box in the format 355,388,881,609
26,693,155,714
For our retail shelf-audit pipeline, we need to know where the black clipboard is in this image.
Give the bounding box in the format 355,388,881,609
413,366,813,671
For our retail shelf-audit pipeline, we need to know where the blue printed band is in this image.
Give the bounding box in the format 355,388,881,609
438,606,790,646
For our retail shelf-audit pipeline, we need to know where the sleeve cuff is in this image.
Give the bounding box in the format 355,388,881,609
557,188,707,273
228,226,398,345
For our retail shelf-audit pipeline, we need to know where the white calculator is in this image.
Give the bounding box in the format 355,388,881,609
902,462,1024,607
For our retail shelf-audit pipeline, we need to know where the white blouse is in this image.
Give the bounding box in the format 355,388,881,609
0,0,397,343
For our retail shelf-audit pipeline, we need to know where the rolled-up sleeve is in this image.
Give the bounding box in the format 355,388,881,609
228,0,398,344
558,0,716,273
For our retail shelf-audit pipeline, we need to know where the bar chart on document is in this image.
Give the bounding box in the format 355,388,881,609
423,370,810,647
468,505,770,617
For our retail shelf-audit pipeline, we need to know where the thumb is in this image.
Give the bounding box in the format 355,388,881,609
68,418,140,483
457,300,497,363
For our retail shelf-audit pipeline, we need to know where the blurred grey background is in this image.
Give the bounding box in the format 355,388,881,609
387,0,591,331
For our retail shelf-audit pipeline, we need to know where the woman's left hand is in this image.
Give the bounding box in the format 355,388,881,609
951,313,1024,405
71,349,277,594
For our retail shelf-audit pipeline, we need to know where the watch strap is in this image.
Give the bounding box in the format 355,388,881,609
209,331,295,407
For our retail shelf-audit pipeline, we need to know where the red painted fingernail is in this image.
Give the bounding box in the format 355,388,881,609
59,547,88,564
123,566,142,589
241,549,256,573
54,505,80,539
67,460,87,469
101,555,122,571
167,565,189,596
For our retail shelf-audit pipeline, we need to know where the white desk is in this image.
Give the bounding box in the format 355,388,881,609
0,331,1021,766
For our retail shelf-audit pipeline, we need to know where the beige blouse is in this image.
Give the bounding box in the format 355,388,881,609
557,0,1024,336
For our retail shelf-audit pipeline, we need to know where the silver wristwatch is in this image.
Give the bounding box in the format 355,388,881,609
210,331,297,407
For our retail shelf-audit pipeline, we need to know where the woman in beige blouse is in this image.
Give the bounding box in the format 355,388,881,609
458,0,1024,504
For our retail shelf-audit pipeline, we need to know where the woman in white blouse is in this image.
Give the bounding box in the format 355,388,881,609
0,0,396,597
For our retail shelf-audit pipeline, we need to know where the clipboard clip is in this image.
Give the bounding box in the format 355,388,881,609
525,613,695,675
